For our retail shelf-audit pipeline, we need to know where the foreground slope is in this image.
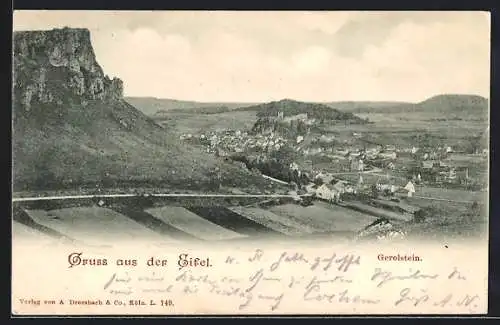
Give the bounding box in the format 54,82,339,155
12,28,277,193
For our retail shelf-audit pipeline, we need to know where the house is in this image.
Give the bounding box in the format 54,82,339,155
439,161,450,168
422,161,434,169
290,162,300,171
350,159,365,172
333,180,356,194
284,113,308,122
316,184,340,202
336,149,350,156
319,135,335,143
385,145,396,151
315,172,335,184
404,181,416,197
349,152,361,161
455,166,469,183
376,182,396,194
379,151,397,160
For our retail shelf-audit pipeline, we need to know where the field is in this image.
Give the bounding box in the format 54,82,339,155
13,198,383,246
146,206,247,241
154,111,258,135
414,185,486,202
23,207,172,246
229,206,316,235
12,221,55,244
268,202,377,233
339,201,412,222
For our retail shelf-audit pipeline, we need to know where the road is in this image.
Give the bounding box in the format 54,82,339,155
412,195,476,204
12,193,302,203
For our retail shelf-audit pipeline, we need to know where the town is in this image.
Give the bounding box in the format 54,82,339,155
176,109,488,239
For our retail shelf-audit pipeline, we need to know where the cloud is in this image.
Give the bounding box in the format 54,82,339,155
13,11,490,102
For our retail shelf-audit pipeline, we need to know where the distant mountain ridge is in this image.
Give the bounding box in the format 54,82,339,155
127,94,488,117
325,94,488,114
125,97,258,116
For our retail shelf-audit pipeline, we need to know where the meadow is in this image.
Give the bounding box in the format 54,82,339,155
154,111,258,135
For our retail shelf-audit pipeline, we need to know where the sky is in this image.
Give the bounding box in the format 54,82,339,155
13,11,491,103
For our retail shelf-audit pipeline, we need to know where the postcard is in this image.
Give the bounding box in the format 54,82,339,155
11,10,490,315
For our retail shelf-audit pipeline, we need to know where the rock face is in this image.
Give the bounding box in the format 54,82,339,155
11,27,276,193
13,27,123,112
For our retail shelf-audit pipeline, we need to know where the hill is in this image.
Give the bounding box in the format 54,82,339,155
417,94,488,114
324,95,488,115
245,99,368,137
12,27,278,193
155,105,232,117
125,97,257,116
240,99,368,122
322,101,411,112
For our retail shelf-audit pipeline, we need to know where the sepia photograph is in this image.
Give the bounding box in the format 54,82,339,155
11,10,490,315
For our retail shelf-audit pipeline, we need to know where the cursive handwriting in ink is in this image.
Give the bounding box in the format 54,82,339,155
394,288,430,306
310,253,360,272
371,268,439,288
269,252,309,272
434,293,453,307
246,268,264,292
258,293,284,311
456,294,479,307
249,249,264,262
448,268,467,280
103,273,116,290
238,293,254,310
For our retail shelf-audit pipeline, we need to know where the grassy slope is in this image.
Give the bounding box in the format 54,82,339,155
12,96,279,193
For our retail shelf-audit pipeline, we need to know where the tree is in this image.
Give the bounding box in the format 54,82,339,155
271,145,296,166
313,177,324,186
297,120,307,135
471,201,480,215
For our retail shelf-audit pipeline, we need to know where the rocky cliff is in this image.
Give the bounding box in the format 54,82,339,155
12,27,276,193
13,27,123,113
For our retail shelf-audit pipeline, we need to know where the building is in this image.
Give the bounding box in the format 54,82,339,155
422,161,434,169
351,159,365,172
376,182,398,195
404,181,416,197
456,166,469,184
379,151,397,160
316,184,340,202
333,180,356,194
